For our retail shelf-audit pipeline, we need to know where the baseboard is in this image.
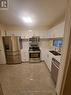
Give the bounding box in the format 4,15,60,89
21,61,29,63
21,60,44,63
44,61,51,72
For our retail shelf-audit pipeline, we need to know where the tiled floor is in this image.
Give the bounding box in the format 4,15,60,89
0,62,56,95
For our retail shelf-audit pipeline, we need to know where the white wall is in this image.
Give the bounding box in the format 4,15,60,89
0,37,6,64
0,24,6,64
0,24,5,36
6,29,49,38
5,22,65,39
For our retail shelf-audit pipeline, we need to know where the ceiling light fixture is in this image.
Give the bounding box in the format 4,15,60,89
22,16,32,24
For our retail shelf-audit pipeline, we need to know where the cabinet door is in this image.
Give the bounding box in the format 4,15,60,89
21,50,29,62
46,54,50,69
48,54,52,71
40,50,45,60
46,52,53,71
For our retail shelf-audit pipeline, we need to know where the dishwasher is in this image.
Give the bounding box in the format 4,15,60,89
51,58,60,86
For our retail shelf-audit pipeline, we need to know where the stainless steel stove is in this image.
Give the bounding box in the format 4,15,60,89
29,46,41,62
29,36,41,62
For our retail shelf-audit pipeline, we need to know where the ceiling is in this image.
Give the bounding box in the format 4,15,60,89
0,0,65,29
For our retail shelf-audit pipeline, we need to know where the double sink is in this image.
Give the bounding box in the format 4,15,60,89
49,50,61,56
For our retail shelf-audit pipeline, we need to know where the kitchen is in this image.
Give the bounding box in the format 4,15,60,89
0,21,65,95
0,0,67,95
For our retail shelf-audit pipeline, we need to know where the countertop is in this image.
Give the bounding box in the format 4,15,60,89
48,50,61,63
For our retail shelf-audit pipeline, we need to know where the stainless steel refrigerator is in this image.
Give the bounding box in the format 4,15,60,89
3,36,21,64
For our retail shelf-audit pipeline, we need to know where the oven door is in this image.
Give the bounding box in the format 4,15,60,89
29,52,40,58
29,52,40,62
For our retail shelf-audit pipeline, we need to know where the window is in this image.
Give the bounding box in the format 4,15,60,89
53,39,63,47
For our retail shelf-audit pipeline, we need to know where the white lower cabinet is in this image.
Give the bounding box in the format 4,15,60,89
46,53,51,71
21,50,29,62
45,51,53,71
41,49,46,61
41,49,52,71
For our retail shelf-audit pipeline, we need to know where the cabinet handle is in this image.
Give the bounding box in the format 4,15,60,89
52,62,59,70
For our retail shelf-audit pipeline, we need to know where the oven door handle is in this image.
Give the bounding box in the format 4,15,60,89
52,62,59,70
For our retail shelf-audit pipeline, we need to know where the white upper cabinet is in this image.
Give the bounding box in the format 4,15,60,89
47,22,65,38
